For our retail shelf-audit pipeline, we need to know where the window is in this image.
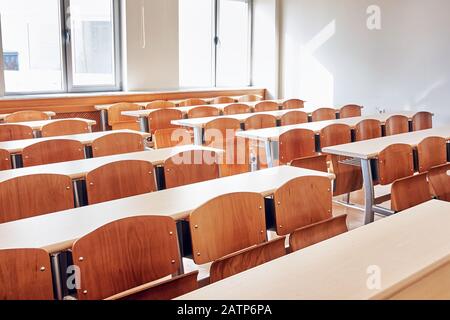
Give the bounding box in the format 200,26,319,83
0,0,121,94
179,0,251,88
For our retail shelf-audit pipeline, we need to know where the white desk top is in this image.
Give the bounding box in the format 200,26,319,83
236,112,417,142
0,118,96,131
0,166,334,254
0,111,56,121
322,127,450,160
178,200,450,300
0,129,150,154
0,145,222,182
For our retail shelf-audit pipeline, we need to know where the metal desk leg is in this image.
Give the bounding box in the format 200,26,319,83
51,253,64,300
265,140,274,168
100,109,108,131
73,180,81,208
193,127,203,146
138,117,149,133
361,159,375,224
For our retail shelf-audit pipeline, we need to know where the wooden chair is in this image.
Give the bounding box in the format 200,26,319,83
280,110,308,126
290,154,328,172
417,137,447,173
319,124,352,149
289,215,348,252
0,149,11,171
179,98,207,107
223,103,251,115
377,144,414,185
92,132,145,157
107,103,141,131
428,163,450,202
0,249,54,300
22,139,85,167
254,101,279,112
204,118,241,147
164,150,220,189
146,100,176,110
282,99,305,110
72,216,180,300
412,111,433,131
391,173,432,212
273,176,333,236
355,119,382,141
41,120,90,137
212,96,235,104
210,237,286,283
187,106,220,119
148,109,183,134
339,105,362,118
5,110,49,123
86,160,157,205
189,192,267,265
0,174,74,223
153,128,193,149
312,108,336,121
238,94,262,103
279,129,316,165
109,271,199,301
385,115,409,136
244,114,277,130
0,124,34,141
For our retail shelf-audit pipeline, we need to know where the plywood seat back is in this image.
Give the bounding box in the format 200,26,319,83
320,123,352,148
282,99,305,110
378,144,414,185
331,155,364,196
86,160,156,205
0,174,74,223
146,100,176,110
0,149,11,171
92,132,145,157
412,111,433,131
254,101,279,112
154,128,193,149
355,119,382,141
0,124,34,142
391,173,432,212
312,108,336,121
280,110,308,126
179,98,207,107
189,192,267,265
279,129,316,165
340,104,362,118
187,106,220,119
204,118,241,148
385,115,409,136
22,139,85,167
107,103,141,127
428,163,450,202
5,111,48,123
244,114,277,130
417,136,447,173
148,109,183,134
238,94,262,102
223,103,251,115
290,154,328,172
273,176,333,236
42,120,90,137
212,96,235,104
72,216,180,300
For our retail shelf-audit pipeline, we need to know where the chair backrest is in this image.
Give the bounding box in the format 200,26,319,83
0,124,34,141
238,94,262,102
148,108,183,134
212,96,235,104
273,176,333,236
279,129,316,165
86,160,156,205
391,173,432,212
187,106,220,119
72,216,180,300
412,111,433,131
146,100,176,110
111,271,199,301
428,163,450,202
41,120,90,137
22,139,85,167
5,110,48,123
204,118,241,148
189,192,267,265
280,111,308,126
330,154,364,196
355,119,382,141
223,103,251,115
0,174,74,223
107,103,141,127
417,136,447,173
179,98,207,107
0,249,54,300
92,132,145,157
210,237,286,283
164,150,220,189
290,154,328,173
244,114,277,130
254,101,279,112
340,105,362,118
0,149,11,171
289,215,348,252
385,115,409,136
320,124,352,148
282,99,305,110
312,108,336,121
378,144,414,185
153,128,193,149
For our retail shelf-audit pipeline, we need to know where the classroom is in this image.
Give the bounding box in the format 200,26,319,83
0,0,449,305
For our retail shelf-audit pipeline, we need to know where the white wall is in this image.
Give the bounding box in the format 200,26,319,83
279,0,450,125
122,0,179,91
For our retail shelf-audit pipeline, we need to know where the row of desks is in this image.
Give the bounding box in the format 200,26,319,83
178,200,450,300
